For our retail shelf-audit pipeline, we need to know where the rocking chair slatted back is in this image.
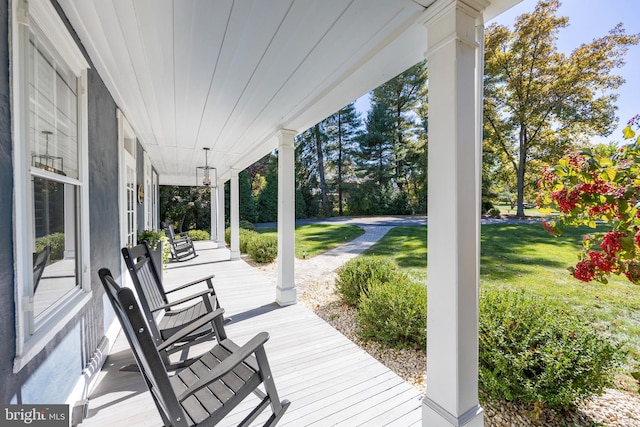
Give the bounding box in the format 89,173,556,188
123,242,167,311
121,242,222,359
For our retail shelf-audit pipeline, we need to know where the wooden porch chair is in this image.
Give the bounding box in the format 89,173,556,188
164,224,197,261
98,268,290,427
122,242,224,366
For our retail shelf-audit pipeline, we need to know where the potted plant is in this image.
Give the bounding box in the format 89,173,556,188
137,230,170,280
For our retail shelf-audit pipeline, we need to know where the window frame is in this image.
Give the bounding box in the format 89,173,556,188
11,0,92,372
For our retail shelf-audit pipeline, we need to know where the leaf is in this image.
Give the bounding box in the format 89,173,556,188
623,126,636,140
599,157,613,167
621,236,635,252
604,168,617,181
538,207,552,215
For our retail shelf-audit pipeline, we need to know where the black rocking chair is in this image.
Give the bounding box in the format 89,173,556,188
164,224,197,261
122,242,224,367
98,268,290,426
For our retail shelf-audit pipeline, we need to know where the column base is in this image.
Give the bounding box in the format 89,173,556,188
423,397,484,427
230,250,240,260
216,239,226,249
276,286,297,306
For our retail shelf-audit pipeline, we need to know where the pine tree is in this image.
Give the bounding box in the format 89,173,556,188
324,102,361,215
238,170,257,223
256,154,278,223
354,101,395,186
371,61,427,193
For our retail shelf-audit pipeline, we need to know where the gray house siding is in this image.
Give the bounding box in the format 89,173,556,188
87,66,119,352
0,0,122,405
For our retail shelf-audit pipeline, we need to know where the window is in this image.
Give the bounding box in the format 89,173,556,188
29,26,81,319
12,0,91,370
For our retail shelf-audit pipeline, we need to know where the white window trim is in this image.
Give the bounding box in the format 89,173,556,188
11,0,92,372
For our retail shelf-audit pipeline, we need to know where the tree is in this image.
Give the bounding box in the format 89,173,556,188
484,0,639,216
256,154,278,223
538,116,640,284
295,139,320,219
371,61,426,194
312,123,330,215
295,128,324,216
408,77,428,213
238,170,257,223
354,101,395,186
324,103,361,215
160,186,210,232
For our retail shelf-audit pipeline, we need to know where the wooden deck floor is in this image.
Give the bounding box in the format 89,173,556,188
80,242,422,426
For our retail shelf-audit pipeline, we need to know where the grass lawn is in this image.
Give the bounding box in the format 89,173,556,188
257,223,364,259
362,223,640,385
493,203,555,218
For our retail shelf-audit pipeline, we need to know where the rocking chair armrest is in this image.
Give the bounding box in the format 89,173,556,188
177,332,270,401
151,289,213,312
172,237,192,245
174,233,192,242
157,308,225,352
165,275,215,293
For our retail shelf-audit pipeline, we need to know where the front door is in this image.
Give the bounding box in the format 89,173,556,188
118,111,137,286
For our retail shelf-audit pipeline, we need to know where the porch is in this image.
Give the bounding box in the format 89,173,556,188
79,240,422,426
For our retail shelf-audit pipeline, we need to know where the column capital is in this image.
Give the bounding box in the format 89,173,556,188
422,0,488,54
277,129,297,148
423,0,489,24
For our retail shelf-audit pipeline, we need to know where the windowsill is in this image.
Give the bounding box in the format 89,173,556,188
13,289,92,373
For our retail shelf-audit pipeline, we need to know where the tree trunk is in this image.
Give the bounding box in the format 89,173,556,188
395,104,404,192
516,125,527,217
314,124,329,215
337,112,343,216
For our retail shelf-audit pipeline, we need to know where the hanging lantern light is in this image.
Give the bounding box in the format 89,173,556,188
196,147,217,187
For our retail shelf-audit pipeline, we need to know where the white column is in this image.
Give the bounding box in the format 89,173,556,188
210,186,218,243
423,1,487,426
216,182,226,248
276,129,297,306
229,169,240,260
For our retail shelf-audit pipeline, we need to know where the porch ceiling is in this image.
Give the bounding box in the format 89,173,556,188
57,0,519,185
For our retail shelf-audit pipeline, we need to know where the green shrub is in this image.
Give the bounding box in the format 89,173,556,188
188,229,210,241
479,290,623,410
356,275,426,349
487,207,501,217
246,234,278,263
224,228,259,253
239,220,256,231
239,229,258,254
35,232,65,261
335,256,399,307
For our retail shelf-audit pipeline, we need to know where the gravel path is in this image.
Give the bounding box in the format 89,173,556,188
249,217,640,426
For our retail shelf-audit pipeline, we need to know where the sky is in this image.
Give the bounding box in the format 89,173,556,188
355,0,640,144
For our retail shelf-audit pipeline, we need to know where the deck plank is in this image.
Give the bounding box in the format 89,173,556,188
80,242,422,426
